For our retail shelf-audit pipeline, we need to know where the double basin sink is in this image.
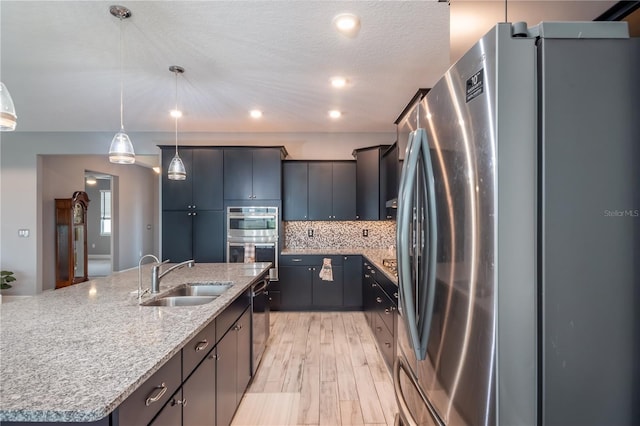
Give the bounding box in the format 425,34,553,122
141,282,232,307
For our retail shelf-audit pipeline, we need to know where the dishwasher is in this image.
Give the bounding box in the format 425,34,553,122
251,274,270,375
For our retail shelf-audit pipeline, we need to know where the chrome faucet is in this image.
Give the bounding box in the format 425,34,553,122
138,254,161,302
151,259,195,294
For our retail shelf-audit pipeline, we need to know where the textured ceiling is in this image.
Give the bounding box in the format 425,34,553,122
0,1,617,134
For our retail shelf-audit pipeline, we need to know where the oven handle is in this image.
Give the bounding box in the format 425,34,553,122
227,214,277,220
228,242,277,248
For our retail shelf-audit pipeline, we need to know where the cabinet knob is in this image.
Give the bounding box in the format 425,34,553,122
192,205,196,209
208,353,219,360
376,297,383,303
385,342,392,348
192,212,197,216
187,212,192,216
385,307,396,314
174,398,187,407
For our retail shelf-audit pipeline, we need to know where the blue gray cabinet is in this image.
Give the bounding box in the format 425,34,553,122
342,255,362,308
223,147,283,201
162,210,224,263
354,145,390,220
284,161,356,221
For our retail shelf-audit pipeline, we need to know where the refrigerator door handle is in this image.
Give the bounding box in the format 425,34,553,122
397,131,423,356
416,128,438,354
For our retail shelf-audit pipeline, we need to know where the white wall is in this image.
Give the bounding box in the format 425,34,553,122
0,131,394,295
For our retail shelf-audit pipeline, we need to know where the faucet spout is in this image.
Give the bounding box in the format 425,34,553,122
151,259,195,294
138,254,160,302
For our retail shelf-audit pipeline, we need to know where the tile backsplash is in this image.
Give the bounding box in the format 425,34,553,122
284,220,396,250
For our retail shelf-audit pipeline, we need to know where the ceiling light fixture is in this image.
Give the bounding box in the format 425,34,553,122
167,65,186,181
0,82,17,131
330,76,348,88
152,166,161,174
86,176,97,185
329,110,342,119
250,109,263,119
333,13,361,37
108,5,135,164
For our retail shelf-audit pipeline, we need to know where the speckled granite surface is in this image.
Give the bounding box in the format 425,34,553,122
0,262,270,423
281,248,398,284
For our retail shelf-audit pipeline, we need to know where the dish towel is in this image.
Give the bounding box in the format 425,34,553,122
244,243,255,263
318,258,333,281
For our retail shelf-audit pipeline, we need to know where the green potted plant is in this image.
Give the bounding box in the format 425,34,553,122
1,270,16,289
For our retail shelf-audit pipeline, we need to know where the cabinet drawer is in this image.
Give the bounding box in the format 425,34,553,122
280,255,343,267
216,290,250,342
374,285,397,334
183,319,216,379
117,351,182,426
373,314,395,370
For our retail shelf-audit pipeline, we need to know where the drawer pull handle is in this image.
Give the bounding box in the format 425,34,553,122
195,340,209,352
292,258,303,262
376,297,383,303
145,383,167,406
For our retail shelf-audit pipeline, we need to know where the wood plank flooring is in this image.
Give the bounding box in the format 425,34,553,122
232,312,397,426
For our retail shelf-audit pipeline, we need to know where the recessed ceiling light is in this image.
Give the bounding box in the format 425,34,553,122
152,166,161,174
329,110,342,119
170,109,182,118
250,109,263,119
333,13,360,37
330,76,348,88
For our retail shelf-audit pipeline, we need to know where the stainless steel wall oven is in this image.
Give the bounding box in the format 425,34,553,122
226,206,279,281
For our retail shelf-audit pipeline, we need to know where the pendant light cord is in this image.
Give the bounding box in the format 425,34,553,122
174,70,179,155
119,16,124,131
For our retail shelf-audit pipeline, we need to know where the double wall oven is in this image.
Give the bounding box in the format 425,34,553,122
226,206,279,281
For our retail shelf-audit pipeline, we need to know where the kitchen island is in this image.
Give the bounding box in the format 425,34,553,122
0,262,271,424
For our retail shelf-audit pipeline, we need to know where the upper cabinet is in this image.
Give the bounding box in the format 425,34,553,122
161,147,223,211
382,143,401,220
223,147,285,201
353,145,390,220
283,161,356,221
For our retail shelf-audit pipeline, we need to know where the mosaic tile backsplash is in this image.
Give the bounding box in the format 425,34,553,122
284,220,396,250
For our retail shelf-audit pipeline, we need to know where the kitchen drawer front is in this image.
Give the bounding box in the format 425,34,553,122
216,289,250,342
182,319,216,379
117,351,182,426
374,313,395,369
279,255,343,267
374,285,397,334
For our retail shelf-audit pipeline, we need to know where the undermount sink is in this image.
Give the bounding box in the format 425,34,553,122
142,296,216,307
140,282,233,307
167,282,233,297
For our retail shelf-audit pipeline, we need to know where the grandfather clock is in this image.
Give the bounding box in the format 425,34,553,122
55,191,90,289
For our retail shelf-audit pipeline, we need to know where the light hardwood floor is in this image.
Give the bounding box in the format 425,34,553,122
232,312,398,426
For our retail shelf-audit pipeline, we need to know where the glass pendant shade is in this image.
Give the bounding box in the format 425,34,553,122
0,82,17,131
109,131,135,164
167,153,186,180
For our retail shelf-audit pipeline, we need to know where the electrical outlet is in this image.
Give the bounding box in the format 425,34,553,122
308,229,314,237
18,229,30,238
362,229,368,237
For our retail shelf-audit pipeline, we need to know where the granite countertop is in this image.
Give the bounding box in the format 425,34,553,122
0,262,271,423
281,248,398,284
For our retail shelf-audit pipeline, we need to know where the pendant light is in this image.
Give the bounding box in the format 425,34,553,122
108,5,135,164
167,65,186,180
0,82,17,131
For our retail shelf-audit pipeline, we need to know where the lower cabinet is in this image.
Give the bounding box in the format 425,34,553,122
362,259,398,371
216,308,251,426
279,255,351,310
116,295,251,426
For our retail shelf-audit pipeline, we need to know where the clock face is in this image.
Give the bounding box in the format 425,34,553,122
73,203,83,224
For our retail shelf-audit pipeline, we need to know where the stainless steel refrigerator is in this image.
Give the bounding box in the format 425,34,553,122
395,21,639,426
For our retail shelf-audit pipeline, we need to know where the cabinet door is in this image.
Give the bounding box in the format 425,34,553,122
236,309,252,397
162,211,193,263
192,148,223,210
283,162,308,220
343,256,363,308
252,148,282,200
216,328,238,426
356,148,384,220
279,266,313,309
162,148,193,210
149,390,183,426
223,149,253,200
382,144,399,220
307,163,333,220
362,261,376,328
312,265,343,308
193,210,224,262
331,162,357,220
183,351,216,426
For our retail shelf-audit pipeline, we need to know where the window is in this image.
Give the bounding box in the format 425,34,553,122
100,190,111,236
